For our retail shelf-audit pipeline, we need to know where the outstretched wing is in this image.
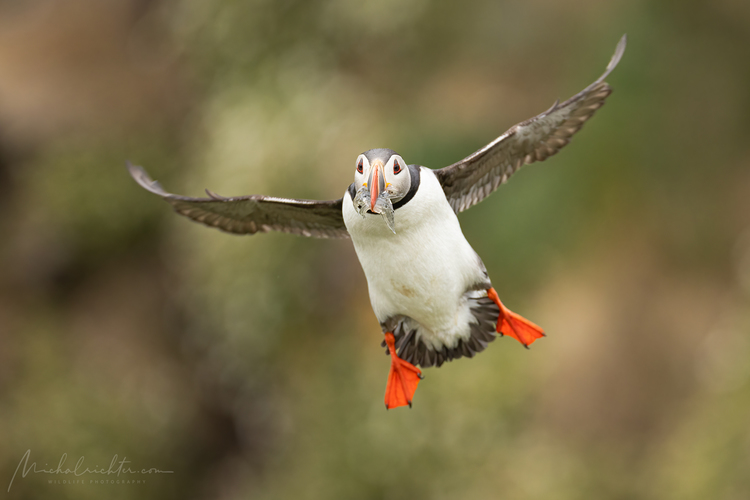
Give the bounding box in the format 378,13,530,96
435,34,627,213
128,163,349,238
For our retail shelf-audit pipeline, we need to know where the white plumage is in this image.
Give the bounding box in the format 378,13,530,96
343,167,487,351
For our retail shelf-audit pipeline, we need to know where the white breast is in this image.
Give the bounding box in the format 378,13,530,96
343,168,488,349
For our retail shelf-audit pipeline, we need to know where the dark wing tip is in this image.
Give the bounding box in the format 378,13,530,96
126,161,168,197
541,99,560,118
600,34,627,82
205,188,228,200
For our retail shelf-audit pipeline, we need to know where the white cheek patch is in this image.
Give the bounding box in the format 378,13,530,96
356,155,370,181
384,155,408,191
392,156,406,174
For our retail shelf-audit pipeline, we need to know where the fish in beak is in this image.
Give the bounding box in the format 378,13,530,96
352,160,396,234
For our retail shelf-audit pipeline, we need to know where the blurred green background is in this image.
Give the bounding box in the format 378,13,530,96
1,0,749,498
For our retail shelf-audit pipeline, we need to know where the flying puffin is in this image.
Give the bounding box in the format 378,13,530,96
129,35,626,409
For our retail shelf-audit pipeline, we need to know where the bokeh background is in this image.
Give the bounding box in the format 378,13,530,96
1,0,749,498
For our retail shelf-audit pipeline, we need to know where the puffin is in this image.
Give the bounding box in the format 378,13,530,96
128,35,626,409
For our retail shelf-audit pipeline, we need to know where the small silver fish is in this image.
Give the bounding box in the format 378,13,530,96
373,193,395,234
353,185,371,217
352,186,396,234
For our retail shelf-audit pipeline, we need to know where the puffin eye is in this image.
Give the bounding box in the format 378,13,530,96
393,160,402,175
357,159,363,174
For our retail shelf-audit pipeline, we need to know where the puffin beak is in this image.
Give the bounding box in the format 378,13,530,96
368,161,386,212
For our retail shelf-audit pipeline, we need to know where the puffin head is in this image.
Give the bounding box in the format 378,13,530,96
353,148,413,210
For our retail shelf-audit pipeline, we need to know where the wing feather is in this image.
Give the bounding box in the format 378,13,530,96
128,163,349,239
435,34,627,213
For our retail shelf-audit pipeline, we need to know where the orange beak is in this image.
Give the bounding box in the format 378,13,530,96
368,161,385,212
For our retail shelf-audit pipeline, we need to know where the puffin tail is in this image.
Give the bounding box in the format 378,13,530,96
487,288,545,348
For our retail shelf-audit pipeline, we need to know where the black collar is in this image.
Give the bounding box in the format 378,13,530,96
392,164,421,210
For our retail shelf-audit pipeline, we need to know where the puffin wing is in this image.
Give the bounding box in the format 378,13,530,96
128,163,349,239
434,34,626,213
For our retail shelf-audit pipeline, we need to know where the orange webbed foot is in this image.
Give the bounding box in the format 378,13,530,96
383,332,423,409
487,288,545,348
